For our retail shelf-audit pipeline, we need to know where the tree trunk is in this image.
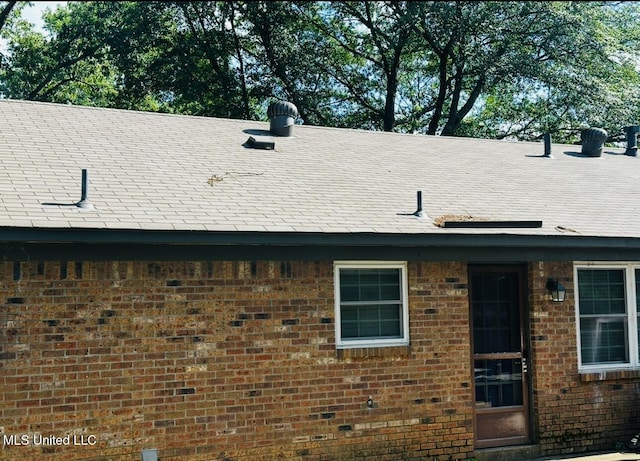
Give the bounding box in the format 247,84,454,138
427,53,450,135
0,1,17,33
441,75,485,136
382,51,401,132
229,4,251,119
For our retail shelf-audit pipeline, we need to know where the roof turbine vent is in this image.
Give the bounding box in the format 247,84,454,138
267,100,298,137
580,127,607,157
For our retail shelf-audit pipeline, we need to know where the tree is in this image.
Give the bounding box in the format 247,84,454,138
427,1,640,142
298,1,418,131
0,1,18,32
1,1,22,74
148,1,248,117
1,2,123,104
1,1,638,144
238,1,339,125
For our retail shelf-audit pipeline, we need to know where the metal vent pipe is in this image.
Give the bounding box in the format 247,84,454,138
77,169,94,209
413,191,424,218
543,133,552,157
624,125,639,156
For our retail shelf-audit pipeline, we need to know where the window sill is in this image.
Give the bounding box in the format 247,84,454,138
336,345,411,359
579,369,640,382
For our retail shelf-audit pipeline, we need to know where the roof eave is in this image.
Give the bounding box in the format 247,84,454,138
3,227,640,262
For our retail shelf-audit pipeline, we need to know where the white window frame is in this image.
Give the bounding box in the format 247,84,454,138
334,261,410,349
574,262,640,372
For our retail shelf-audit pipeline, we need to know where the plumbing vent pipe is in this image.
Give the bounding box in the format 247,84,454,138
413,191,424,218
624,125,639,156
580,127,607,157
543,133,552,157
76,169,94,210
267,101,298,137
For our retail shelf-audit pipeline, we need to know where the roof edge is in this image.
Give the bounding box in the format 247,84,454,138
2,226,640,250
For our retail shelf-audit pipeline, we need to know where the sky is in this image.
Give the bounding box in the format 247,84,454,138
0,1,65,53
21,1,66,32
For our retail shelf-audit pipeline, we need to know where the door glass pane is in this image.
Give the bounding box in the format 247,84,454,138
472,273,520,354
475,359,523,408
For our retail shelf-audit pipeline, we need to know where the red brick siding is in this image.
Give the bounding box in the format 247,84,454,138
529,261,640,455
3,259,638,461
1,260,474,461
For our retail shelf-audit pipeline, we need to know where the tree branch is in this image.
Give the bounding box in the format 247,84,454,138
27,47,99,100
325,67,383,117
0,0,17,32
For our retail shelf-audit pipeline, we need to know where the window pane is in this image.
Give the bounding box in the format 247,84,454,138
340,303,402,339
580,317,628,365
340,270,360,283
341,286,359,302
358,307,380,322
360,270,380,284
359,320,381,337
380,320,401,336
341,320,359,338
361,285,381,301
379,283,400,300
578,269,629,366
340,268,400,302
339,270,361,302
341,306,358,321
379,304,400,320
578,269,626,315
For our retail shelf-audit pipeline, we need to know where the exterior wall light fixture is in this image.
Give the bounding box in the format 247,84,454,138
546,278,566,302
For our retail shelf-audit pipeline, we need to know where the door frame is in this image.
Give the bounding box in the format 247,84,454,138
468,264,532,448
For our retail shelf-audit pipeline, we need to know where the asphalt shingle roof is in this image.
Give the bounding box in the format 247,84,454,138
1,99,638,239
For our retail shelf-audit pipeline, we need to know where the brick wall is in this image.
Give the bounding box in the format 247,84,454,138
529,261,640,455
3,259,639,461
1,260,474,461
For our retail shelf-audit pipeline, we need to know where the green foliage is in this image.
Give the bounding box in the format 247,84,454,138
0,1,19,33
1,1,639,143
1,2,125,104
462,1,640,143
